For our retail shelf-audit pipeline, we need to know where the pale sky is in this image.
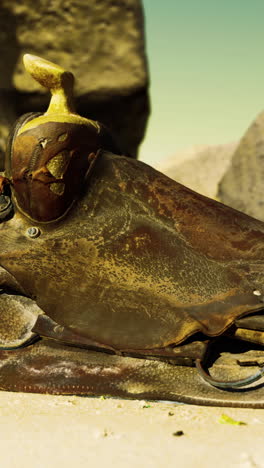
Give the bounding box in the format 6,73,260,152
139,0,264,165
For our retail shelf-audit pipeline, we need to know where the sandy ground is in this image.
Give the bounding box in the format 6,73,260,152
0,391,263,468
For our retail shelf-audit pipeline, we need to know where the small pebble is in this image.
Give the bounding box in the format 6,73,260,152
93,428,112,439
172,430,184,437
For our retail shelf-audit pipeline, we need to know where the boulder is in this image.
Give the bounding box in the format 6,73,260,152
0,0,149,168
218,112,264,222
157,142,237,199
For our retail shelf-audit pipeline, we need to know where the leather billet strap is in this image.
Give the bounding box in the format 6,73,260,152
33,314,209,366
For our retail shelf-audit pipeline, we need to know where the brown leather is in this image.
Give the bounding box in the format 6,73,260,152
0,151,263,352
10,122,101,222
0,339,262,407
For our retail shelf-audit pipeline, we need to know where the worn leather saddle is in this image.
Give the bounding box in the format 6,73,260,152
0,55,263,407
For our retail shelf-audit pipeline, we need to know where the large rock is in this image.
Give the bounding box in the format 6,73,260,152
0,0,149,167
157,142,237,199
218,112,264,222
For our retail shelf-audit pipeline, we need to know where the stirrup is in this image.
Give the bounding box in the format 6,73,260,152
196,357,264,389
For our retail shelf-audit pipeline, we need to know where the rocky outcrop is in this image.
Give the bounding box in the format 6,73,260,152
157,142,237,199
0,0,149,168
157,126,264,222
218,112,264,222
